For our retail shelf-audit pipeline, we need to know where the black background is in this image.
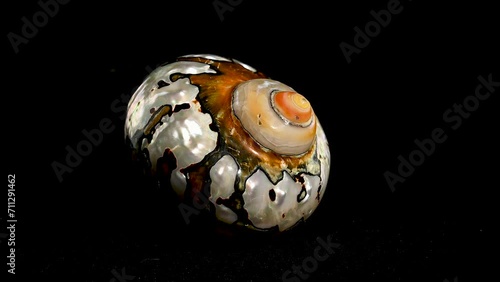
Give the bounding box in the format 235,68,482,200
3,0,498,281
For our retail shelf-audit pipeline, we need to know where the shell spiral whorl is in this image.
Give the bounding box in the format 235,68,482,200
232,79,317,156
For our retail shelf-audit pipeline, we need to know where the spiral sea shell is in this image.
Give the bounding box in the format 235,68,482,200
125,54,331,232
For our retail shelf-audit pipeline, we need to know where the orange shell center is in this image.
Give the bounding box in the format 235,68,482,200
273,91,312,124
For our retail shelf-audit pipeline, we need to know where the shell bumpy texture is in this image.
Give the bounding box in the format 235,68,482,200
125,54,331,232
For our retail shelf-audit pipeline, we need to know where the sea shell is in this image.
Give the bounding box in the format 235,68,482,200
125,54,331,232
